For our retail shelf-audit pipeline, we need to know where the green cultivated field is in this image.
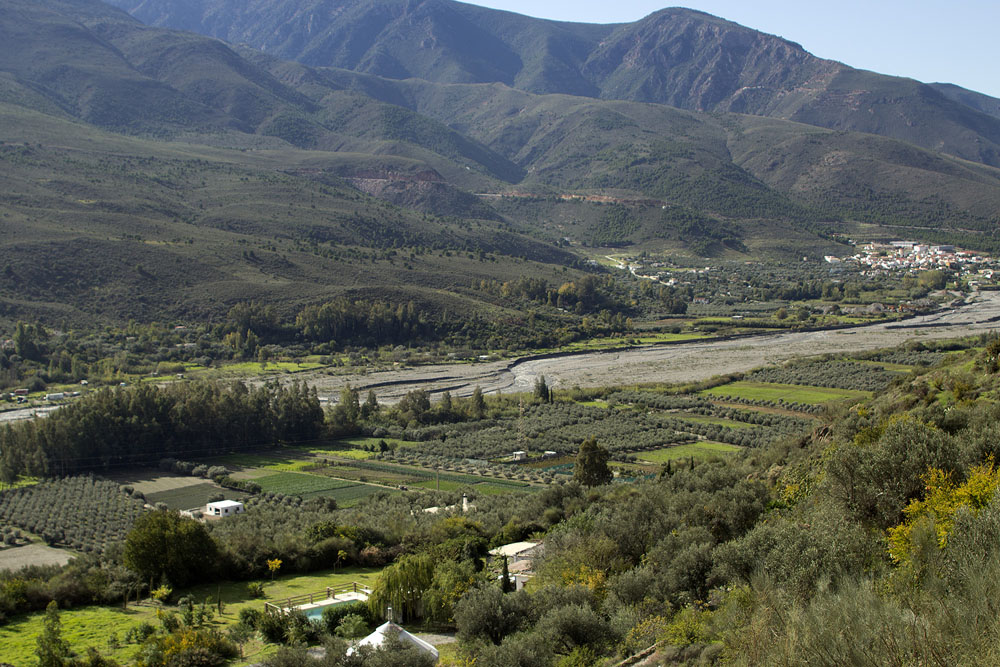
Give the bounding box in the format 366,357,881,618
636,441,744,462
252,471,400,506
253,472,356,497
703,381,870,405
145,483,246,510
411,478,532,495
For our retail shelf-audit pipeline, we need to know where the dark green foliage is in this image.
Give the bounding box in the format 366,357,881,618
321,600,372,635
0,381,323,478
713,508,880,600
297,299,432,348
455,585,534,645
826,416,959,528
589,205,639,247
574,437,612,487
123,512,217,587
0,557,140,622
534,603,614,655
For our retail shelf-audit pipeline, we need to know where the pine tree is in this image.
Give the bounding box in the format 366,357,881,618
471,385,486,419
36,600,71,667
533,375,551,403
501,555,513,593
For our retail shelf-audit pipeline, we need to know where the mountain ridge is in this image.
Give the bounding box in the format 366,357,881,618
105,0,1000,168
3,0,1000,327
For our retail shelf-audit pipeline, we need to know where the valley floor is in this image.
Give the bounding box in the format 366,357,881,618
286,291,1000,402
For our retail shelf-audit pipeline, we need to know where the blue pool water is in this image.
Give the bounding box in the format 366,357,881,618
302,600,351,621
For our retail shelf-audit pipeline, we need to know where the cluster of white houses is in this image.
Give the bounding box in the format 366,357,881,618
827,241,996,276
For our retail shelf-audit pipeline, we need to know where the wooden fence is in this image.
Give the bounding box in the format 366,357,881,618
264,581,371,614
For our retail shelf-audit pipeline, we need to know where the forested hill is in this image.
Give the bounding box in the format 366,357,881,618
5,0,1000,328
107,0,1000,168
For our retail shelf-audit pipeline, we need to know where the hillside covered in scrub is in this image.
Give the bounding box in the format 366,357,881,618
4,337,1000,664
3,0,1000,335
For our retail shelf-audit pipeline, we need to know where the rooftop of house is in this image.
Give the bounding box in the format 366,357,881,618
489,541,542,559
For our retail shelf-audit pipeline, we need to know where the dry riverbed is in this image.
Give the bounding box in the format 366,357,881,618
5,292,999,421
296,291,1000,403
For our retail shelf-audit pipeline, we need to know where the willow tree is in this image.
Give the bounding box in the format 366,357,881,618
367,553,435,622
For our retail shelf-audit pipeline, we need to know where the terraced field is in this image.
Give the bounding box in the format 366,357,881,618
702,381,870,405
636,442,744,462
668,413,756,429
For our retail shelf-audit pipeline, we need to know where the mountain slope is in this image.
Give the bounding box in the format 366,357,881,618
930,83,1000,121
4,0,1000,332
106,0,1000,168
262,65,1000,233
0,100,573,327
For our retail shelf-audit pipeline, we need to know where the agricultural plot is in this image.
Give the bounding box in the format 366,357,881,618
322,484,397,506
318,464,416,485
744,359,905,392
668,413,755,429
0,477,145,554
114,473,213,496
345,460,532,490
636,442,744,463
311,448,374,460
703,381,869,405
254,472,357,498
145,482,245,511
327,436,420,453
0,543,74,571
208,452,323,472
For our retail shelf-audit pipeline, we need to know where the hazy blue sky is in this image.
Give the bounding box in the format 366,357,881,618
464,1,1000,98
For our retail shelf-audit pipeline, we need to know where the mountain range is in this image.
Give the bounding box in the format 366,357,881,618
108,0,1000,168
2,0,1000,326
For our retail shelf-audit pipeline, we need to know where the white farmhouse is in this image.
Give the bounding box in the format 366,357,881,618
205,500,244,517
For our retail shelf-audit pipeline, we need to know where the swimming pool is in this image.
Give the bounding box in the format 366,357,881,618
300,599,355,621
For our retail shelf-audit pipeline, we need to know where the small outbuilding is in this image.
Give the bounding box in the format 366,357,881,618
347,621,439,660
205,500,244,517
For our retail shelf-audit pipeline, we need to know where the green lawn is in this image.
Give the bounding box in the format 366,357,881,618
703,381,870,405
636,442,744,463
0,566,383,666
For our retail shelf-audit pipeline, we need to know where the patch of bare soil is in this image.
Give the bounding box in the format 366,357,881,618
0,542,73,571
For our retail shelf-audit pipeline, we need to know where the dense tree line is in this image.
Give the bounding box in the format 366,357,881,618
297,299,432,348
0,381,323,478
